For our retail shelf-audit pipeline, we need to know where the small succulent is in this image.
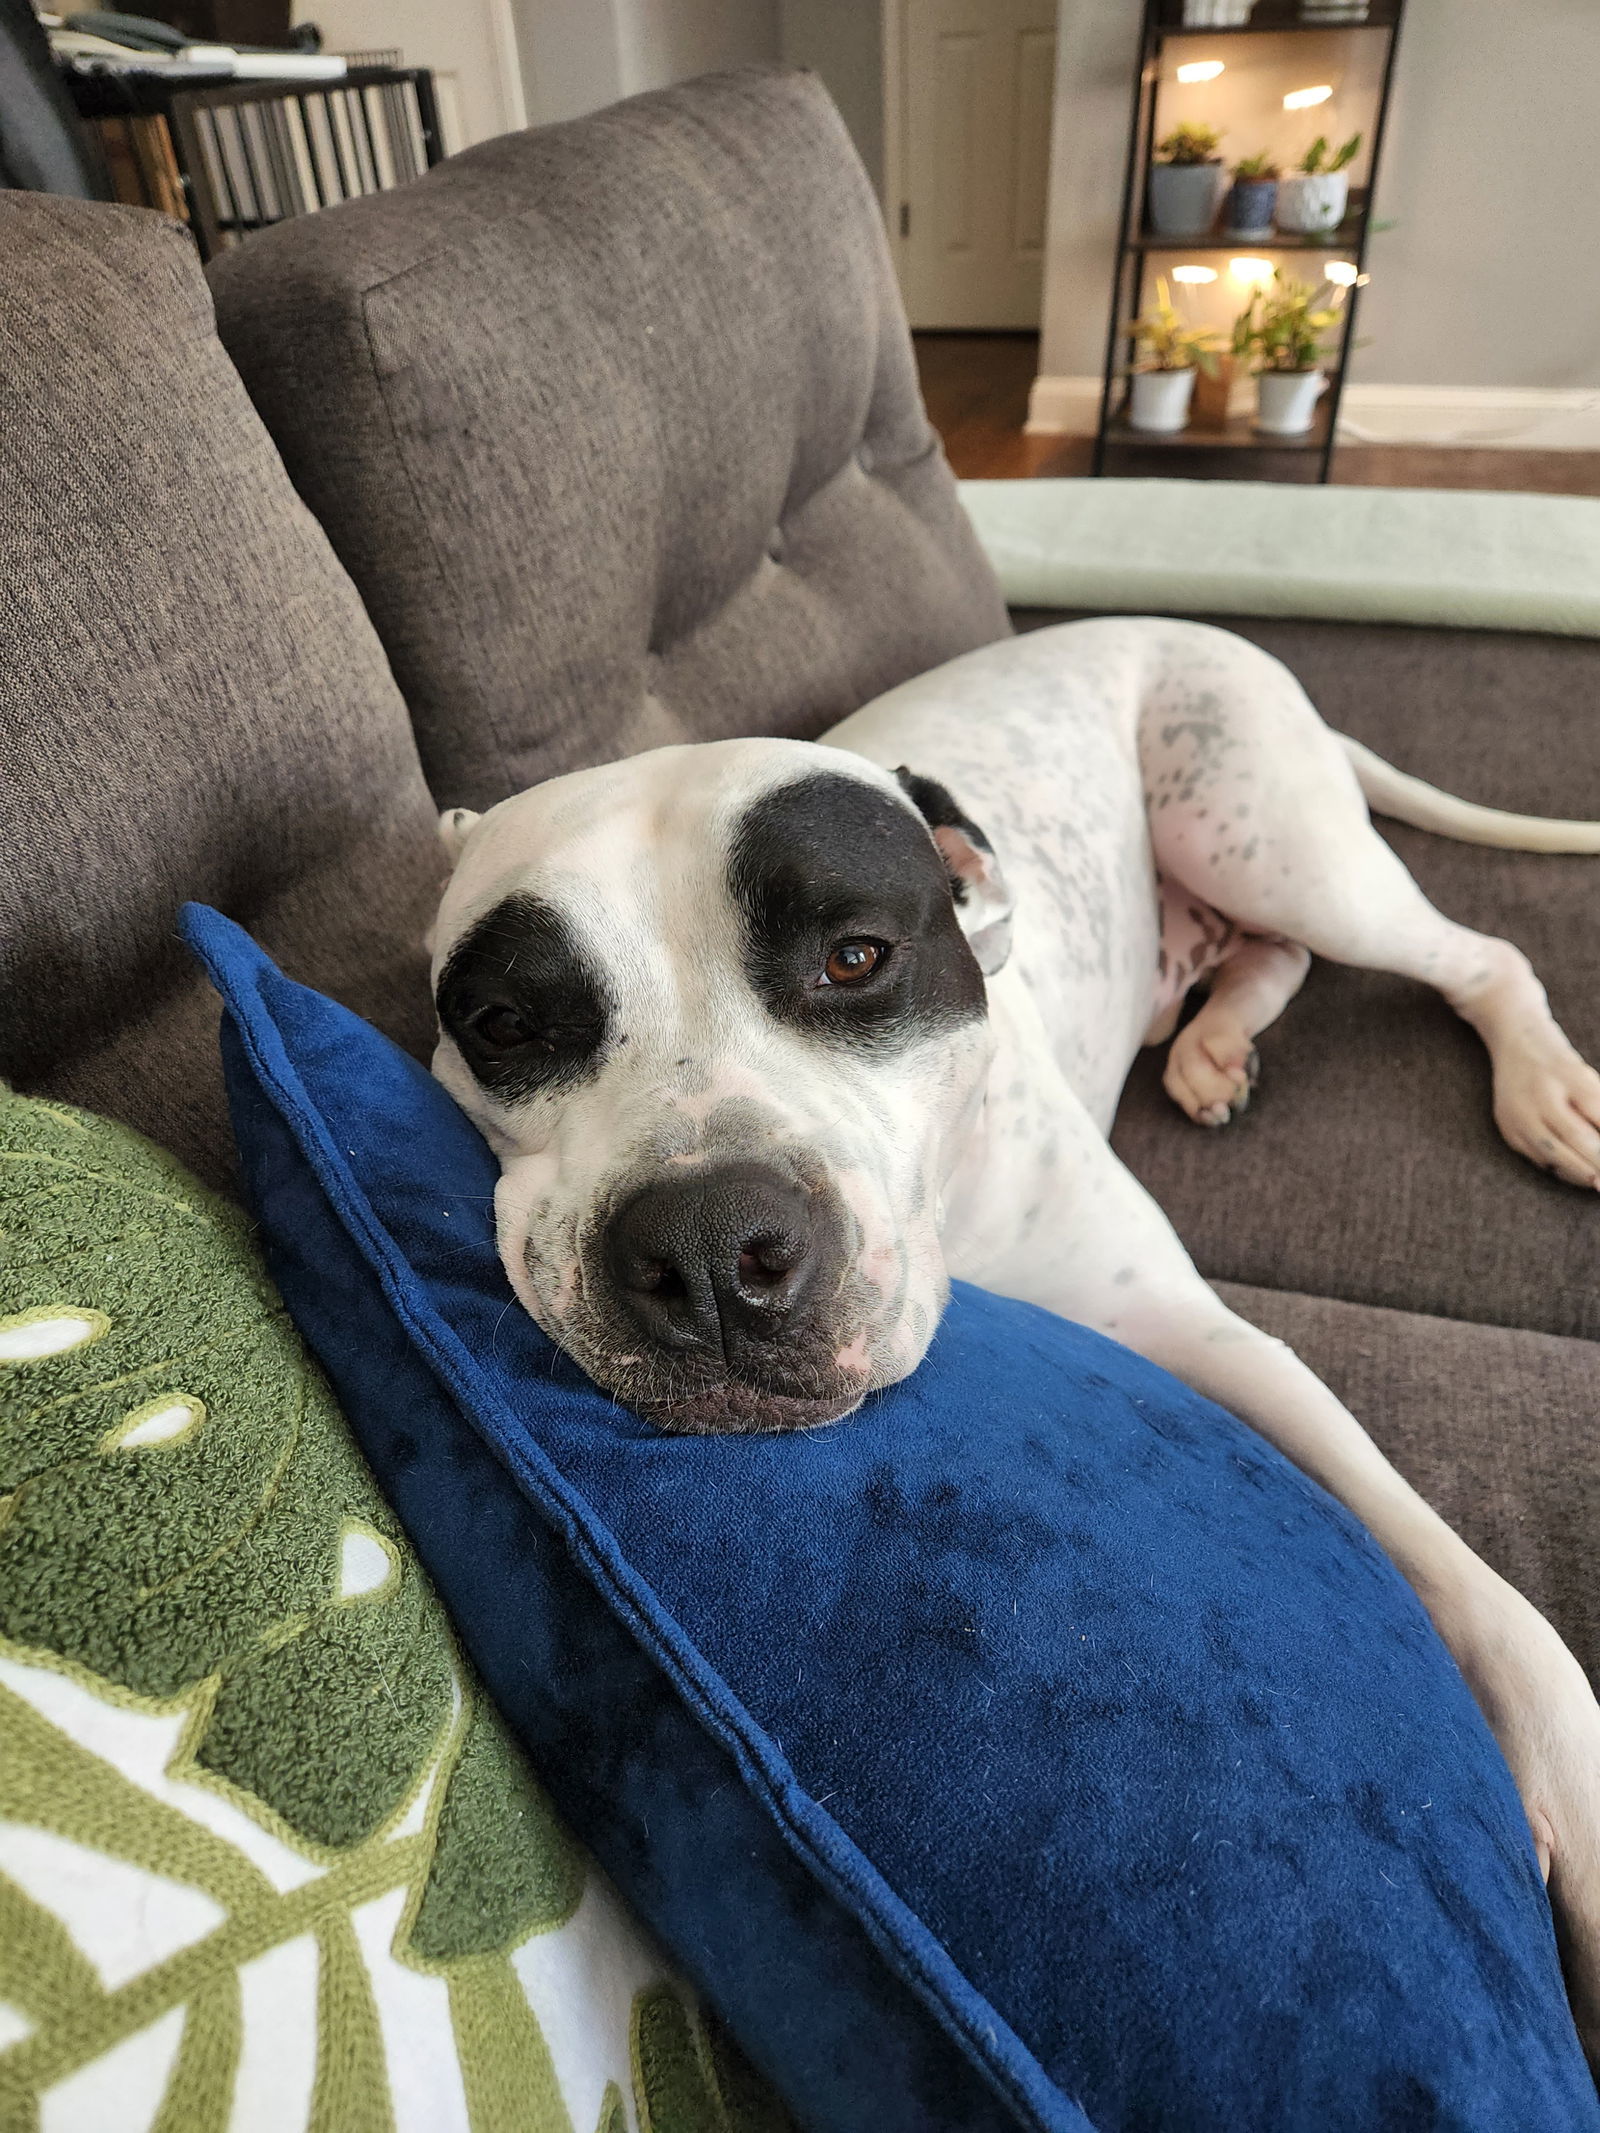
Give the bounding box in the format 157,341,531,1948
1126,276,1223,373
1156,122,1223,165
1231,150,1280,179
1233,269,1343,373
1297,131,1362,173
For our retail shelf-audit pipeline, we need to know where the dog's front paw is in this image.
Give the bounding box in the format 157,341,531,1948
1163,1015,1259,1130
1453,1584,1600,2070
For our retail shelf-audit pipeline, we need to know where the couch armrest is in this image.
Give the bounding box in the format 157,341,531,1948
960,477,1600,638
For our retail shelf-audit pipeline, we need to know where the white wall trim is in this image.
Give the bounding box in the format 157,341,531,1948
1026,375,1600,450
1332,384,1600,450
1025,373,1105,435
486,0,528,131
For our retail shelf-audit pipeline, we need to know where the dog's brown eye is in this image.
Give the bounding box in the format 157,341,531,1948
821,939,885,987
473,1005,535,1052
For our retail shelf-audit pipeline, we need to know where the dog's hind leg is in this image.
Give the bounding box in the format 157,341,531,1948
1162,933,1312,1127
1139,621,1600,1187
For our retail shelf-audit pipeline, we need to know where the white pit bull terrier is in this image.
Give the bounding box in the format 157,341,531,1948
430,617,1600,2051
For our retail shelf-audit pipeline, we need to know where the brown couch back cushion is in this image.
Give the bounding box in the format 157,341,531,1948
207,66,1010,812
0,197,443,1186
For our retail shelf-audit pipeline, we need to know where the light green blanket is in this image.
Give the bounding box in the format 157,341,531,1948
958,478,1600,639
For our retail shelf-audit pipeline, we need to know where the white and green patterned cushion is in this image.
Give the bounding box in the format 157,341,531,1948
0,1091,788,2132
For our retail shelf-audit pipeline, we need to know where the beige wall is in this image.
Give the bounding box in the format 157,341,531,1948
513,0,779,127
615,0,780,96
778,0,885,197
1039,0,1600,394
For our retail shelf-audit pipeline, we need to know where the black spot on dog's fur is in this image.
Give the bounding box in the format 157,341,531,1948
435,893,611,1103
727,772,986,1048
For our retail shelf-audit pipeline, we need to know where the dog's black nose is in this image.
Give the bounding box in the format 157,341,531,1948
605,1164,823,1360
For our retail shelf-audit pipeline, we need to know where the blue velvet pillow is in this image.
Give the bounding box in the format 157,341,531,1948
182,903,1596,2133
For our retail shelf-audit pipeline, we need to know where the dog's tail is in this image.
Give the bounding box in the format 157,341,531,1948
1340,736,1600,854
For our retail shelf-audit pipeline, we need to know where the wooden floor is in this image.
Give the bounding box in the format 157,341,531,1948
914,332,1600,496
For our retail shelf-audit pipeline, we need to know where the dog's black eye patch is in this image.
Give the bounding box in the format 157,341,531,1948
436,893,611,1102
728,771,985,1045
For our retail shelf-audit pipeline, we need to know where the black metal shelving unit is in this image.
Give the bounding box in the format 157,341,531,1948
1092,0,1405,482
67,64,443,261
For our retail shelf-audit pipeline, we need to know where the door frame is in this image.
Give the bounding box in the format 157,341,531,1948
881,0,909,293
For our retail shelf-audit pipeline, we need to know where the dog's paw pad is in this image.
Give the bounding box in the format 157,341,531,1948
1163,1024,1259,1129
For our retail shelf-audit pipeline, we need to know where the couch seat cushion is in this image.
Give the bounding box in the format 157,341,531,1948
1217,1279,1600,1683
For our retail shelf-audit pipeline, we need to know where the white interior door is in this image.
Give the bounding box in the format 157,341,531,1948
888,0,1057,330
291,0,527,153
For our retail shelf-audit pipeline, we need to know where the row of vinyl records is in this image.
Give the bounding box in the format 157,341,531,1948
87,65,434,243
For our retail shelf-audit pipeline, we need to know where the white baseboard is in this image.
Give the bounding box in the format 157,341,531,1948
1333,384,1600,449
1025,374,1600,451
1025,374,1106,436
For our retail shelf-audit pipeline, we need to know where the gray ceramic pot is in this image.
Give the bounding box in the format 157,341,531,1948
1147,161,1226,238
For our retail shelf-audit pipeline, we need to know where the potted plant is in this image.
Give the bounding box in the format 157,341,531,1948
1277,133,1361,233
1125,277,1218,433
1223,151,1280,238
1191,302,1256,430
1236,270,1342,434
1147,123,1226,239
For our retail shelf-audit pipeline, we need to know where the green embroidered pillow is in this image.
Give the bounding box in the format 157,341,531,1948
0,1089,787,2133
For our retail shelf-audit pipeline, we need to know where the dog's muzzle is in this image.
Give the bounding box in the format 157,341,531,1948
589,1160,864,1433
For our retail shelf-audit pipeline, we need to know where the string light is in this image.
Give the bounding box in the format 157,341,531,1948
1228,256,1275,285
1283,84,1334,108
1171,264,1219,283
1176,60,1225,82
1324,260,1359,285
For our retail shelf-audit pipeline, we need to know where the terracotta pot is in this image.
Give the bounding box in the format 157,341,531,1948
1191,356,1235,431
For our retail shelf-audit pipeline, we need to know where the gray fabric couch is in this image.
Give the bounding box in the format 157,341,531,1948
205,68,1009,811
2,70,1596,1702
0,194,444,1185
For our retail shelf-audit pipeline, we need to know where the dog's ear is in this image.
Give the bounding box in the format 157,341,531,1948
438,807,481,865
895,767,1014,976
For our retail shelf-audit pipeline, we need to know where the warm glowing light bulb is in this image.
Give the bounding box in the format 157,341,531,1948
1228,256,1275,285
1176,60,1224,82
1283,84,1334,109
1170,264,1219,283
1324,260,1359,286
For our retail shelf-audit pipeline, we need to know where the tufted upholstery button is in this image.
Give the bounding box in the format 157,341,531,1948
856,442,876,476
766,526,786,564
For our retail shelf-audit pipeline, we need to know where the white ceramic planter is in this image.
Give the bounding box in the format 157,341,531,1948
1130,367,1197,434
1254,368,1327,435
1276,171,1350,233
1147,161,1226,238
1183,0,1254,21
